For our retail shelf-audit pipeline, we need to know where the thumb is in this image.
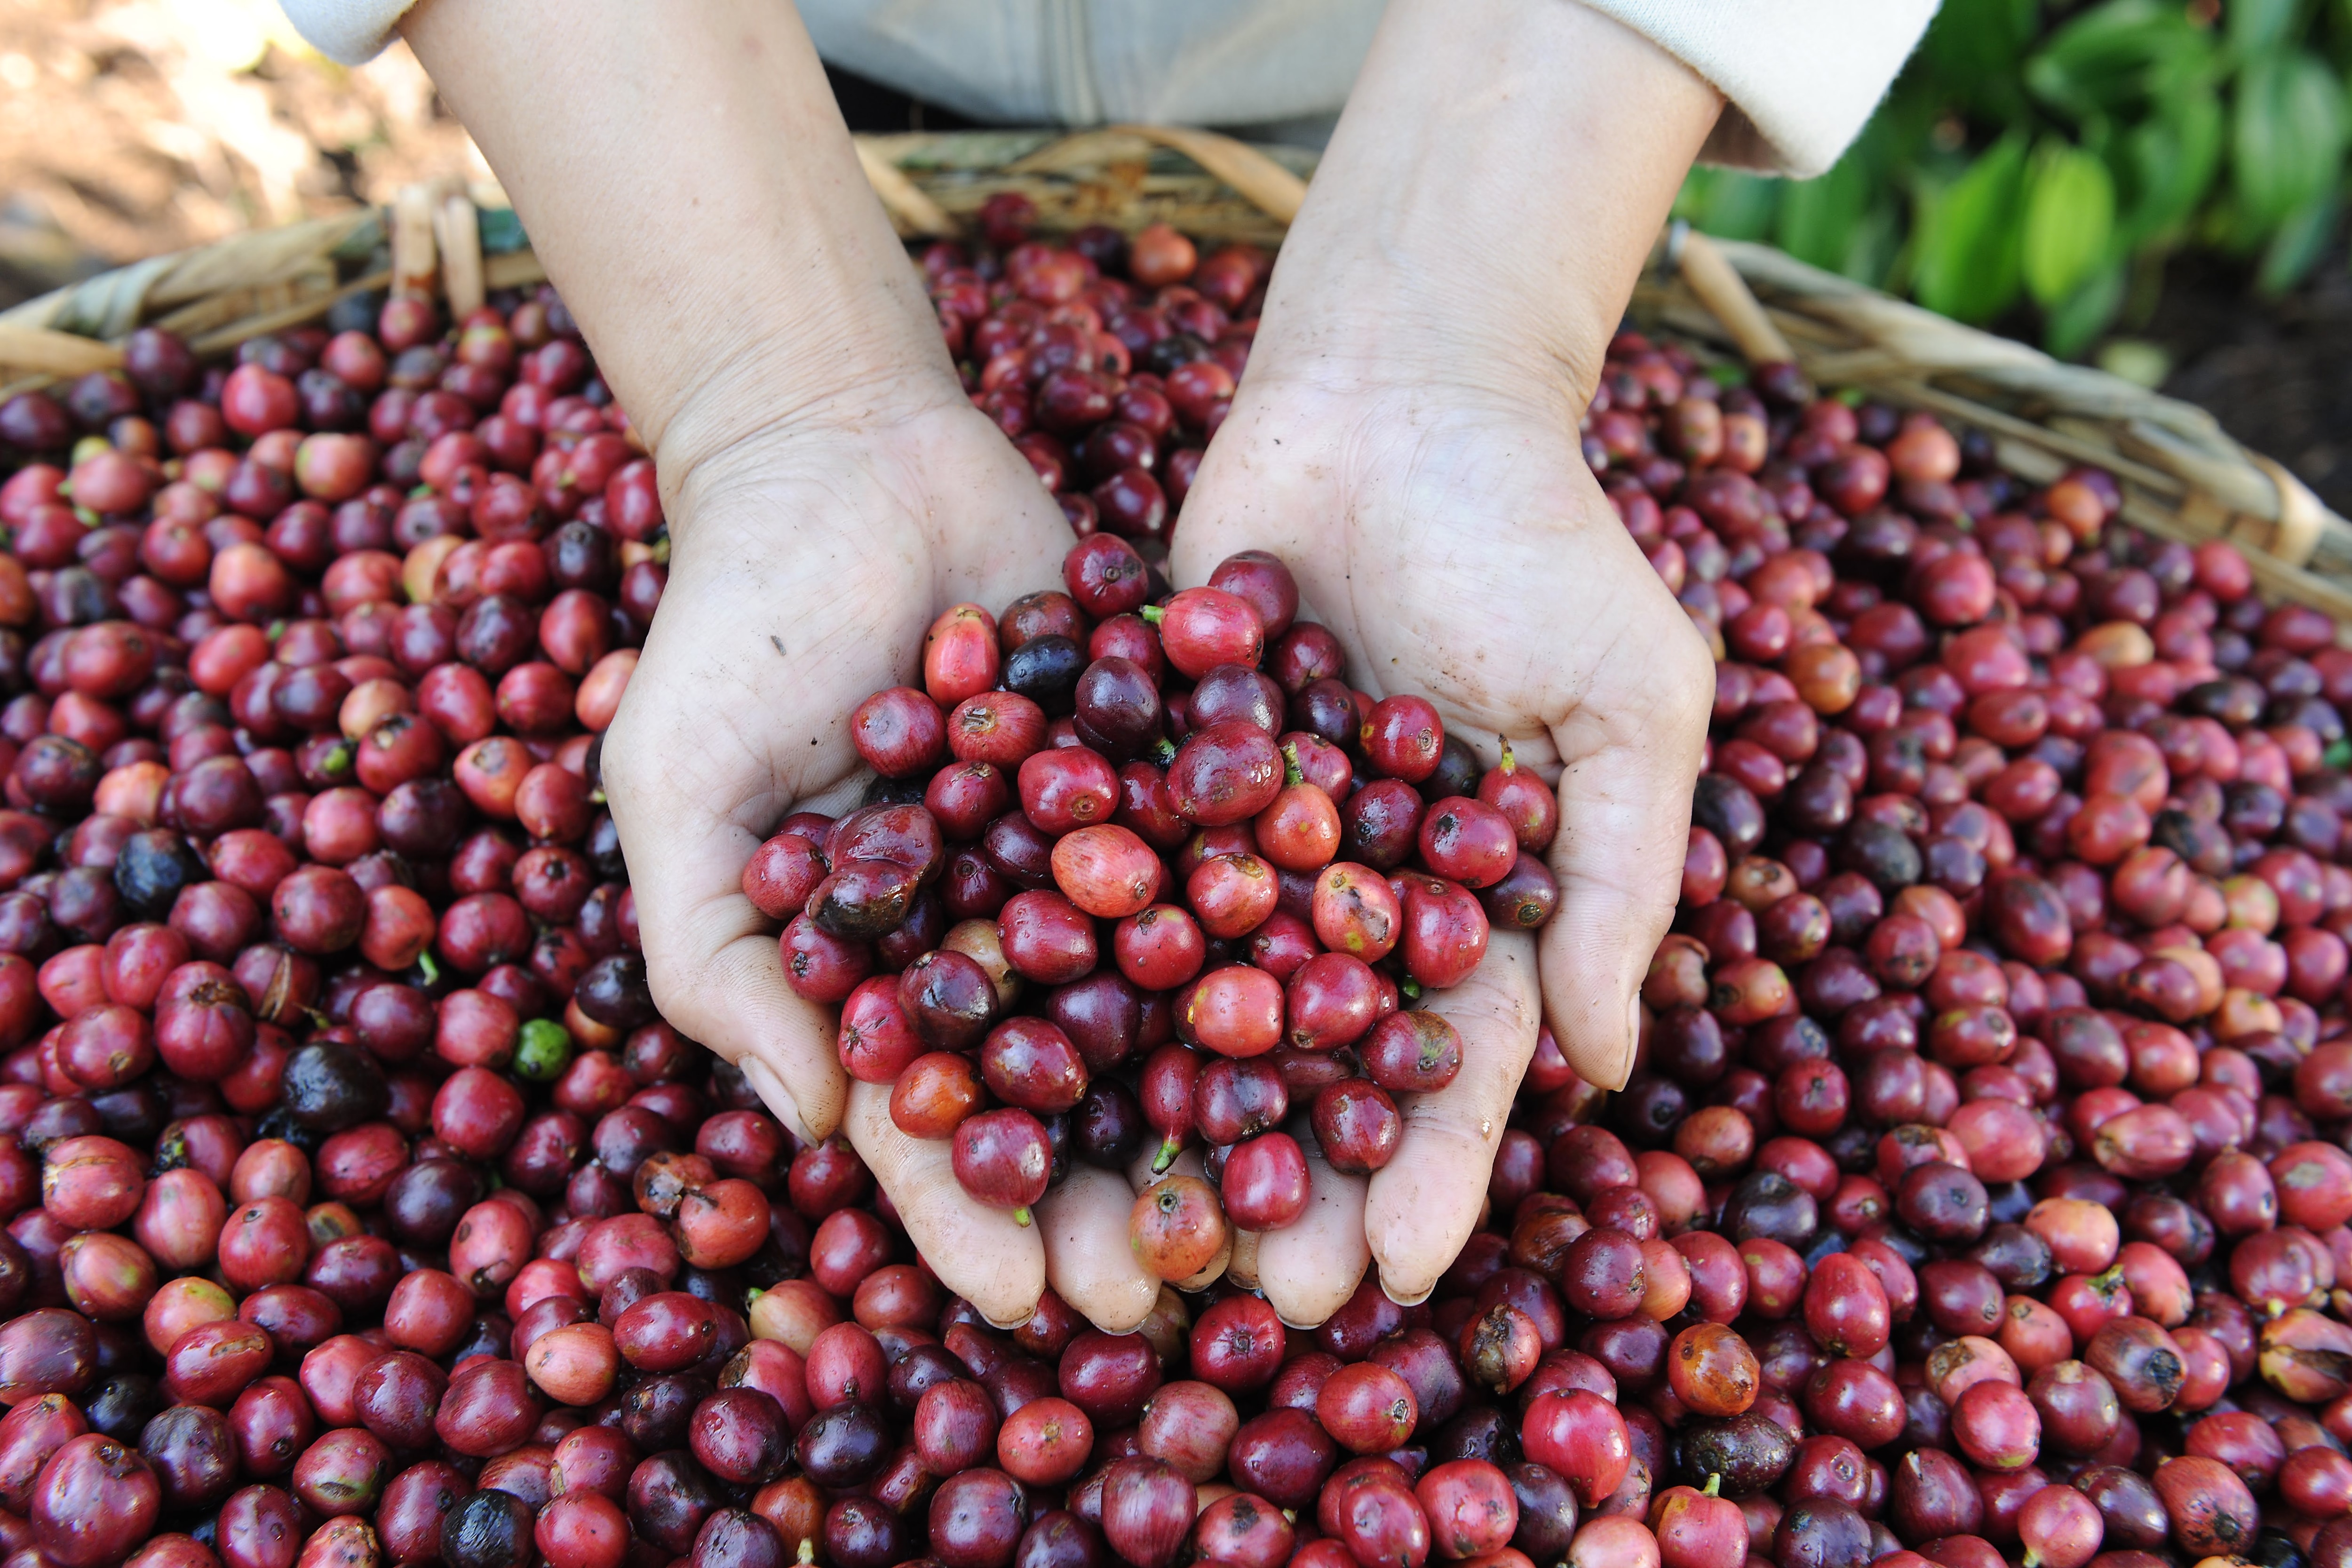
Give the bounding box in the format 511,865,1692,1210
1537,606,1713,1090
601,705,854,1144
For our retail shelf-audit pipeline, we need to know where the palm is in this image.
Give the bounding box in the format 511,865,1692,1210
1171,382,1713,1320
604,401,1168,1328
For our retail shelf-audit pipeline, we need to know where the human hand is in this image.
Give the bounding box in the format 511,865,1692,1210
405,0,1188,1332
596,396,1095,1326
602,391,1183,1332
1152,0,1722,1324
1168,364,1713,1321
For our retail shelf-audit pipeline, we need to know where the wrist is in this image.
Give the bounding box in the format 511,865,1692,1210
652,340,966,531
1244,0,1719,412
403,0,954,475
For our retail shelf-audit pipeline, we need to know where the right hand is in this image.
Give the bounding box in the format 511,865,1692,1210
599,385,1174,1332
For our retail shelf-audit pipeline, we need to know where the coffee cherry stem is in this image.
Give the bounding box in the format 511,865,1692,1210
1280,740,1304,788
1151,1133,1183,1174
1011,1205,1033,1227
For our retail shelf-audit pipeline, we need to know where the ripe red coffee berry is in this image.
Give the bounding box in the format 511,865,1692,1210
1362,695,1444,782
1149,588,1263,679
1359,1010,1464,1095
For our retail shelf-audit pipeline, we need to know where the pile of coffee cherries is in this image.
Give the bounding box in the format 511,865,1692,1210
747,532,1554,1267
0,189,2345,1568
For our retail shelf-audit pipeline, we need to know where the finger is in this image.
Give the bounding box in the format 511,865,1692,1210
840,1081,1045,1328
1254,1128,1370,1329
644,916,852,1143
602,696,854,1141
1227,1226,1263,1292
915,431,1082,611
1365,930,1542,1303
736,1055,818,1148
1539,602,1713,1090
1123,1143,1206,1190
1036,1164,1160,1334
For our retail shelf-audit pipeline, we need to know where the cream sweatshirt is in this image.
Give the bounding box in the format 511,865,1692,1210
284,0,1933,178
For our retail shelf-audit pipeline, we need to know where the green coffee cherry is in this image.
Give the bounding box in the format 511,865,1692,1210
513,1018,575,1083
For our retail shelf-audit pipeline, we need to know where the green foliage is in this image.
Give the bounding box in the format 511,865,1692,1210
1914,135,2031,320
1677,0,2352,355
2023,138,2117,303
2232,50,2346,231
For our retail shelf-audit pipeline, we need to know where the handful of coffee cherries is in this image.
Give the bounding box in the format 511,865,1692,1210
745,538,1558,1274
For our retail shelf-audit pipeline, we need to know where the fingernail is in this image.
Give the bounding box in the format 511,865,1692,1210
983,1305,1036,1331
1381,1280,1433,1308
740,1057,816,1146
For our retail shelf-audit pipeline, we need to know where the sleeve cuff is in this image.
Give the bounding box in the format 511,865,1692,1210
278,0,416,65
1577,0,1938,176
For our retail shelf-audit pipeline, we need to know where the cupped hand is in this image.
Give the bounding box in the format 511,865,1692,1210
1169,369,1714,1322
600,390,1163,1331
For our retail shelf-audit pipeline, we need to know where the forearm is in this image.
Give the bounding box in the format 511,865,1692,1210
1253,0,1722,412
401,0,948,479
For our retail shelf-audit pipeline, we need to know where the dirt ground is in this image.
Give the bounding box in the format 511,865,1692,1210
0,0,482,305
2146,252,2352,518
0,0,2345,522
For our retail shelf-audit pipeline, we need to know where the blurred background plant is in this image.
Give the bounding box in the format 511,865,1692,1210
1676,0,2349,364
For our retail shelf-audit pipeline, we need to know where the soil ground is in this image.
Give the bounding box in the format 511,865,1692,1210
0,0,479,307
2147,251,2352,517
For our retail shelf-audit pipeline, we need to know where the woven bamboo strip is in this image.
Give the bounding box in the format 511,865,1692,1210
392,181,442,299
186,272,390,359
0,323,123,376
854,140,960,239
1670,230,1794,366
436,191,487,320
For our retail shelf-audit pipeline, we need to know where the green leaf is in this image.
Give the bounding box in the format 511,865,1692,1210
1841,203,1907,288
1922,0,2040,79
2042,263,2126,358
1776,151,1871,275
2026,0,2219,121
1671,167,1716,223
1919,0,2043,118
1673,167,1784,242
2228,0,2302,59
477,207,529,255
1690,170,1782,242
2023,140,2118,304
2114,84,2224,244
2257,186,2341,291
2233,48,2348,233
1912,134,2031,322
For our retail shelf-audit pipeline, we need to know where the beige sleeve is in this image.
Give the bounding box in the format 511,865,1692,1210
1578,0,1939,176
275,0,413,64
277,0,1935,175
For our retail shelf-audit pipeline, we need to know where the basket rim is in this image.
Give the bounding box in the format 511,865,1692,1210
0,124,2343,631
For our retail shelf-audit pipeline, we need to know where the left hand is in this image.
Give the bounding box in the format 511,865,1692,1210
1169,365,1714,1321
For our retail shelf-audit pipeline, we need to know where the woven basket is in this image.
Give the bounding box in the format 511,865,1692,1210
2,126,2345,635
